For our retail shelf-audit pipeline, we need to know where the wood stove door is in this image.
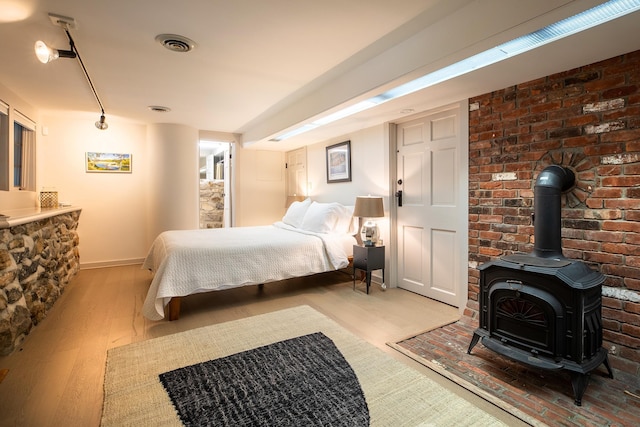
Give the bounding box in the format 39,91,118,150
489,282,565,359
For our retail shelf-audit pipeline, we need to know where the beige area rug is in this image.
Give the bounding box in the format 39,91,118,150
387,331,545,427
102,305,509,426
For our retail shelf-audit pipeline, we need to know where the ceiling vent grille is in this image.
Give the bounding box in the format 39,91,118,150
155,34,196,52
148,106,171,113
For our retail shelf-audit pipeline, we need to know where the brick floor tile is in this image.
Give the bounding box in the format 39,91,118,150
396,316,640,426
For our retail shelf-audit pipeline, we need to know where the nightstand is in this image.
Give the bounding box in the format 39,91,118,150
353,244,385,294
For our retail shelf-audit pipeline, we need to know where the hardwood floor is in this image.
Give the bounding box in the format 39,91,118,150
0,265,528,426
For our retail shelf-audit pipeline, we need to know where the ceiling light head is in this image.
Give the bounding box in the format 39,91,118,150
95,114,108,130
155,34,196,52
34,40,76,63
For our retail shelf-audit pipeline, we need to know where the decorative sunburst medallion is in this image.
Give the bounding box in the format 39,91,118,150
535,150,596,208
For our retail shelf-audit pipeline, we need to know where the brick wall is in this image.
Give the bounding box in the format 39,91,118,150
467,50,640,375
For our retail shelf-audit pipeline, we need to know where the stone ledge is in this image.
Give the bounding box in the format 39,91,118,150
0,206,82,229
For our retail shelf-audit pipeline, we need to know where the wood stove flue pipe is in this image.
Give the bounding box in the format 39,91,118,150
532,165,575,259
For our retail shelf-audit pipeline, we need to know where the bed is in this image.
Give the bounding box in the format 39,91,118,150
142,199,356,320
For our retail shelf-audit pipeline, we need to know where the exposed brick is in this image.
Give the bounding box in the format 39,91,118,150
601,243,640,256
622,323,640,339
604,329,640,348
603,296,624,309
468,49,640,373
623,278,640,292
583,98,625,112
602,176,640,187
602,265,640,280
602,85,638,99
584,252,623,265
604,199,640,210
626,302,640,315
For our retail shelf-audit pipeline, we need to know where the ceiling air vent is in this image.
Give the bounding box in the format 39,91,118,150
148,106,171,113
155,34,196,52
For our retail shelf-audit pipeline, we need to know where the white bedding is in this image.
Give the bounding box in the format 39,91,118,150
142,221,356,320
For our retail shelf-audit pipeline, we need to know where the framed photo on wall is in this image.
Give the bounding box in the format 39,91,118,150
85,152,132,173
326,140,351,183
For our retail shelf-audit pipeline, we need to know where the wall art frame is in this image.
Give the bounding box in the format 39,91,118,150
326,140,351,183
85,152,132,173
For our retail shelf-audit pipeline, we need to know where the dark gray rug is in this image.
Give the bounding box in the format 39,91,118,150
159,332,369,426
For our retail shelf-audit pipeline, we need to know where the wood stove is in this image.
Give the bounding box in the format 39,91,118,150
468,165,613,406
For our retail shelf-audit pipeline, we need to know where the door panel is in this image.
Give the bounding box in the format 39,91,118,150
286,147,307,198
431,228,456,296
401,224,424,285
396,106,463,306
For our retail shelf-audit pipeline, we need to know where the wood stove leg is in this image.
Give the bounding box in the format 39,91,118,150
602,353,614,379
467,332,481,354
570,372,590,406
168,297,181,321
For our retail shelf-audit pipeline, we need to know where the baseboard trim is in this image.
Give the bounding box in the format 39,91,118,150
80,258,144,270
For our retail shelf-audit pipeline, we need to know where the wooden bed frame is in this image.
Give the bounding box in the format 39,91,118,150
164,258,354,321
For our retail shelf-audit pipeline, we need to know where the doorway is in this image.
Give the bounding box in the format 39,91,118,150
286,146,308,200
199,141,232,228
393,102,468,310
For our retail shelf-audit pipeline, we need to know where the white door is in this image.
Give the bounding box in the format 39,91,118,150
395,104,467,307
286,147,307,198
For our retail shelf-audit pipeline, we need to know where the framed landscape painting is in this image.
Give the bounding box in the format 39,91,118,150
326,140,351,183
86,152,132,173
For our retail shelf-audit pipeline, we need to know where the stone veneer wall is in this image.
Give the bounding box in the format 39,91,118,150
0,210,80,355
200,180,225,229
467,50,640,375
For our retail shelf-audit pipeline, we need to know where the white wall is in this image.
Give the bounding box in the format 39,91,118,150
146,123,199,245
36,115,285,266
306,124,391,248
39,114,149,267
234,145,286,226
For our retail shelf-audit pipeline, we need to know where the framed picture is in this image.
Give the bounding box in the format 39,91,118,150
326,140,351,183
86,152,132,173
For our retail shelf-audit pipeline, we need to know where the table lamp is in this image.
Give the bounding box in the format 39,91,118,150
353,196,384,246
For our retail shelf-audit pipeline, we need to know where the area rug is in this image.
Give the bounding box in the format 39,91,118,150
101,305,509,426
159,333,369,426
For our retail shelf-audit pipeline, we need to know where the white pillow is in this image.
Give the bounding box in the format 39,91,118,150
335,205,356,234
282,198,311,228
300,201,342,233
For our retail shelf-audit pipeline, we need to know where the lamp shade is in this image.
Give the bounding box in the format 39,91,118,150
353,196,384,218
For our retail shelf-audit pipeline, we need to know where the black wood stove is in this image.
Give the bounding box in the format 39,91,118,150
468,165,613,406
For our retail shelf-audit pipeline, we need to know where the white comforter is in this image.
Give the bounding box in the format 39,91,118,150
142,222,356,320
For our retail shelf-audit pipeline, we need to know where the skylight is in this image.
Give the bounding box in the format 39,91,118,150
271,0,640,141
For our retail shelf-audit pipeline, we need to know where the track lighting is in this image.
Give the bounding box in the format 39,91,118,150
34,40,76,63
35,13,108,130
95,113,108,130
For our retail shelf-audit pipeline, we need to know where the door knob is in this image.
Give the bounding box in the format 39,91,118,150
395,190,403,207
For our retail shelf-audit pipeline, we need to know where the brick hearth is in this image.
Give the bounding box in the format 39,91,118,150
396,314,640,426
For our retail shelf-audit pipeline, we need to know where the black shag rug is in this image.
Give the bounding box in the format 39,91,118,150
159,332,369,426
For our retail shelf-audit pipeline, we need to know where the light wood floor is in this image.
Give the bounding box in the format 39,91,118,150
0,265,528,426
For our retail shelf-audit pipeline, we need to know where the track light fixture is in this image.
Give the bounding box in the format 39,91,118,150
35,14,108,130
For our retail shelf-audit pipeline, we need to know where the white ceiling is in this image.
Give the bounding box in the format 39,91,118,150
1,0,639,151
